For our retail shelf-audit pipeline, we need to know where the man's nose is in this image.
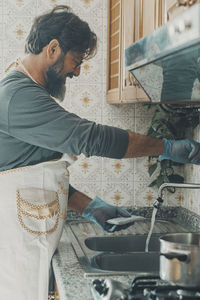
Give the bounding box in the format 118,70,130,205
73,66,81,77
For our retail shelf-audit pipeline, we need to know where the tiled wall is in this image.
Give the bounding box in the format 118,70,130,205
1,0,198,212
183,126,200,215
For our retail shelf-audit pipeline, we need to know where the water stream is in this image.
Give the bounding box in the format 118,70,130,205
145,207,158,252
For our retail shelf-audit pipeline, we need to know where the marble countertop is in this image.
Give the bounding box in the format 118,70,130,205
52,207,200,300
52,224,132,300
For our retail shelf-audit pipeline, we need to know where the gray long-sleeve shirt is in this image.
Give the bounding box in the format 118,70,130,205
0,70,129,172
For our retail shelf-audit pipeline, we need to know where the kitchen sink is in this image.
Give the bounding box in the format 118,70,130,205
85,234,160,252
90,252,160,272
66,218,189,276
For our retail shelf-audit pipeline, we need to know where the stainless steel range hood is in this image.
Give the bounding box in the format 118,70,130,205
125,3,200,104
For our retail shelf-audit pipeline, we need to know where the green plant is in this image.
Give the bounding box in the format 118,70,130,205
146,105,199,192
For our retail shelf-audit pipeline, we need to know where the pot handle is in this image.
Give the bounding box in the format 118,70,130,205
160,249,191,263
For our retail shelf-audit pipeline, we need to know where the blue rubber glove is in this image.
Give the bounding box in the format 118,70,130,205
82,196,132,232
159,138,200,164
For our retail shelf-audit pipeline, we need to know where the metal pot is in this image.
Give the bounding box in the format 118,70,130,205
159,233,200,287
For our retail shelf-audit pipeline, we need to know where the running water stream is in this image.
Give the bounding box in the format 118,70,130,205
145,183,200,252
145,207,158,252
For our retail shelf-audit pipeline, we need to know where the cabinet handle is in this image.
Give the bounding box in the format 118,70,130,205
125,73,140,87
177,0,197,6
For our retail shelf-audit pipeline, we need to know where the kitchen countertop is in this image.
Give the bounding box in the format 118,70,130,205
52,225,133,300
52,206,200,300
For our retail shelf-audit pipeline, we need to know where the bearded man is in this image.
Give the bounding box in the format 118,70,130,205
0,5,200,300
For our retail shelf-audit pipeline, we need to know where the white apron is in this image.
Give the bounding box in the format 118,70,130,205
0,156,72,300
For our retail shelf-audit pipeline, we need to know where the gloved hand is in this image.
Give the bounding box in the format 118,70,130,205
159,138,200,164
82,196,132,232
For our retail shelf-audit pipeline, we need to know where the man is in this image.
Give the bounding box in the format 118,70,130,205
1,4,200,230
0,5,200,299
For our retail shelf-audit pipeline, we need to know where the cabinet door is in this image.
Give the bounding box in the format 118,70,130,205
121,0,155,103
106,0,122,103
106,0,164,104
121,0,138,103
135,0,164,41
164,0,200,22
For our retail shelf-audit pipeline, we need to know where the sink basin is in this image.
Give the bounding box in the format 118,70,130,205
85,234,160,252
67,219,189,276
90,252,160,273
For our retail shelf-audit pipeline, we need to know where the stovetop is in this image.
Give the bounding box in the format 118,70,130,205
91,275,200,300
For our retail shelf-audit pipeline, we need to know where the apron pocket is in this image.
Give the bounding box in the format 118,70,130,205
16,188,60,235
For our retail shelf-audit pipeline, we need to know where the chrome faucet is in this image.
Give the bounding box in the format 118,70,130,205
153,182,200,209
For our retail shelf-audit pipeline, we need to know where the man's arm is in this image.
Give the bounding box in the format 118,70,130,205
67,133,163,213
68,190,91,214
123,131,164,158
123,132,200,164
67,132,200,233
68,189,132,232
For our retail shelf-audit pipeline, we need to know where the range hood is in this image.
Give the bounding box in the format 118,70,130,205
125,3,200,104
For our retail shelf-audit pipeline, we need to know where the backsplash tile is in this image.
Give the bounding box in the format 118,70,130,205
3,0,37,16
102,181,135,207
102,157,134,183
184,124,200,213
1,0,199,214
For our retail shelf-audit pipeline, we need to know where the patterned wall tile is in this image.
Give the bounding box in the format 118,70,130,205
102,102,136,119
183,123,200,212
102,182,135,206
73,50,104,85
0,21,3,39
70,0,103,19
3,0,37,16
102,52,107,83
135,116,152,135
134,157,155,183
67,83,103,120
102,157,134,183
135,103,157,117
183,188,200,214
89,15,103,52
102,15,107,82
164,189,185,207
0,0,3,13
102,115,135,132
2,47,24,73
102,0,108,19
184,164,198,183
69,155,102,182
37,0,72,14
3,15,34,49
0,47,3,79
134,180,159,207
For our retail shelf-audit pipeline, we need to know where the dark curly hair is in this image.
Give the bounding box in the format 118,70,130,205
25,5,97,59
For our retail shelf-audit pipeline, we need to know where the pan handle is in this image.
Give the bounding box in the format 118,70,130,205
160,249,191,263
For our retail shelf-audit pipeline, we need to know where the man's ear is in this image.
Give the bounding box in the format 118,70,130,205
47,39,62,60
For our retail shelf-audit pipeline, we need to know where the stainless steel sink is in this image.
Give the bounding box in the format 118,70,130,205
90,252,160,273
66,219,189,276
85,234,160,252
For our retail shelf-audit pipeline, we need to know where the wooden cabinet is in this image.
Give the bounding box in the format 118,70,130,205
164,0,200,22
106,0,199,104
106,0,164,104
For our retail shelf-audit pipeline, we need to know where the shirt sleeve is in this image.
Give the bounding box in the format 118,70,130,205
8,85,129,159
68,184,77,199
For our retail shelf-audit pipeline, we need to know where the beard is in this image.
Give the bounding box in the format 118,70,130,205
45,53,73,102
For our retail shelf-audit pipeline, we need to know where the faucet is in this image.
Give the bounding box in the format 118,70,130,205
153,182,200,209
